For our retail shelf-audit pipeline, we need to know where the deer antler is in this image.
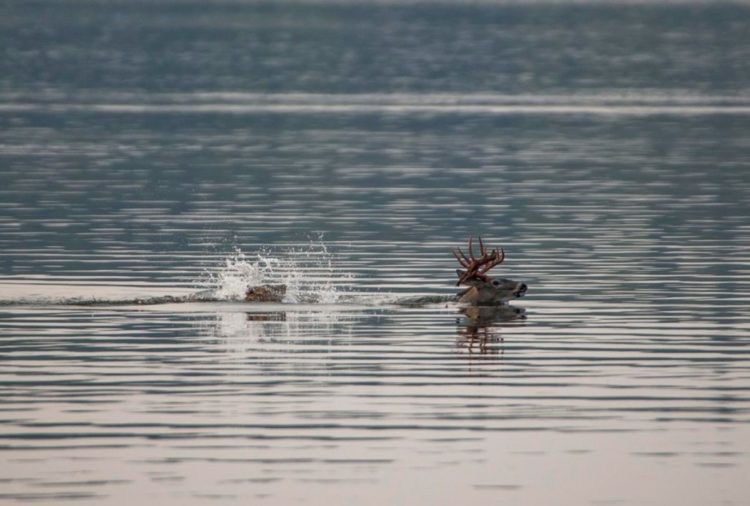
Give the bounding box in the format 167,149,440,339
453,236,505,286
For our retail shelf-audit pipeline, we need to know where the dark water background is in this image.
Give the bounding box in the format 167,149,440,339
1,1,750,504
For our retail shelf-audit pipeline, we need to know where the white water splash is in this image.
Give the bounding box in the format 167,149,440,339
201,241,351,303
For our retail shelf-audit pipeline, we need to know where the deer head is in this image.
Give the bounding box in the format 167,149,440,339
453,236,527,305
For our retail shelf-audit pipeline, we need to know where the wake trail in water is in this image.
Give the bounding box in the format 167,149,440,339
0,242,455,308
0,291,219,307
0,293,457,307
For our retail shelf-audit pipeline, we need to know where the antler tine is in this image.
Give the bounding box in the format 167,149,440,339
456,270,474,286
452,248,470,268
454,236,507,286
477,247,505,275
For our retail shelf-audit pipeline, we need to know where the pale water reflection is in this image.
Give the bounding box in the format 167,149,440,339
2,298,749,504
2,0,750,504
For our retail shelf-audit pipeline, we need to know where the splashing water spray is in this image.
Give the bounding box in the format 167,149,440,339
201,240,352,304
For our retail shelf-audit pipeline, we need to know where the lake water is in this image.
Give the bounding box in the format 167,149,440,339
2,1,750,504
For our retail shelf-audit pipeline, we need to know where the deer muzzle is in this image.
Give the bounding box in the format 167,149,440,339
514,283,527,298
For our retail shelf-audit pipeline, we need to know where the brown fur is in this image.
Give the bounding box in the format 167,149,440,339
244,284,287,302
456,272,527,305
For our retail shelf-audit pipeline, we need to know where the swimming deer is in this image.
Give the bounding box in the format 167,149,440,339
243,237,526,305
453,236,527,305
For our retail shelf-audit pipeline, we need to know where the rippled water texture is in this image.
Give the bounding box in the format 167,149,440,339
1,1,750,505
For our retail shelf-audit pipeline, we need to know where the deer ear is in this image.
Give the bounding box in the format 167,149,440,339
456,269,465,278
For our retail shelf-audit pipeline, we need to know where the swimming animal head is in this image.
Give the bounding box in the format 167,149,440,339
453,236,527,305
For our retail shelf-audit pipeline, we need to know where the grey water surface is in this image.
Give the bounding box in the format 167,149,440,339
1,1,750,504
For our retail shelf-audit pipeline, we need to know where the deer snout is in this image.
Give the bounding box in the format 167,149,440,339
514,283,527,298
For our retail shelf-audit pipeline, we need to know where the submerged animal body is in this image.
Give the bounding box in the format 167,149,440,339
453,236,527,306
244,284,286,303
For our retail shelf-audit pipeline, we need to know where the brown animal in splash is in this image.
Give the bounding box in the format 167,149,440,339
244,284,286,302
453,236,527,305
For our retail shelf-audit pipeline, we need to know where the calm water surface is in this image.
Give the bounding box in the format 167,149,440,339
1,1,750,504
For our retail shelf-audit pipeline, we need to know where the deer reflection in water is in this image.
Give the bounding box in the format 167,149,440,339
457,304,526,354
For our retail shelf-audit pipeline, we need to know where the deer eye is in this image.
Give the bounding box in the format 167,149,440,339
492,280,500,287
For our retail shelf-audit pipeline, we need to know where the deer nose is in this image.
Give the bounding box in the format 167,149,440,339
515,283,527,297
